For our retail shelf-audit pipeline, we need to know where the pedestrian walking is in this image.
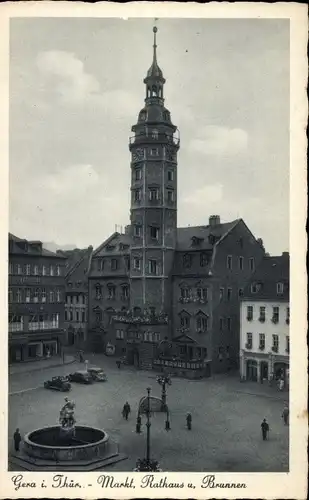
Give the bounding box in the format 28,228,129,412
122,402,131,420
79,351,84,363
282,405,289,425
186,412,192,430
116,360,121,369
261,418,269,440
136,415,142,433
279,378,284,391
13,428,21,452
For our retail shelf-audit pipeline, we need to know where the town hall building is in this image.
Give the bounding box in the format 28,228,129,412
88,27,266,377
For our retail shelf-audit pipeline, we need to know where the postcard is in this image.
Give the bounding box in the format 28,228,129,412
0,2,307,499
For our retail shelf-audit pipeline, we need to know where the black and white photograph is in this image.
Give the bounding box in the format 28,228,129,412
0,3,307,499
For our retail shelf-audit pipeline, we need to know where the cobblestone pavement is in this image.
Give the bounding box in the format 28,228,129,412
9,356,289,472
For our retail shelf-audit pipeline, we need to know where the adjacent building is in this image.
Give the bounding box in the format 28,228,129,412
64,247,93,348
87,27,265,377
8,233,66,363
239,253,290,385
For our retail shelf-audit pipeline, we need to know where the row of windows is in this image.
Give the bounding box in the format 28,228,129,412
65,310,86,322
9,263,61,276
66,295,86,305
179,313,210,332
8,288,62,303
246,333,290,353
251,282,288,295
95,284,129,300
180,287,209,302
9,313,60,332
246,306,289,323
181,254,254,271
133,187,175,203
134,168,174,182
96,257,128,272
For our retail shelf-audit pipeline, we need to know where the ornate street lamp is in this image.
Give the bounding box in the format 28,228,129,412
134,387,169,472
156,374,172,407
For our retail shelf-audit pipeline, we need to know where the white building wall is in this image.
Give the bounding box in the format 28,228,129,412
240,301,289,355
239,300,289,382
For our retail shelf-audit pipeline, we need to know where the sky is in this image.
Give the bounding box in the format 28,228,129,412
9,17,290,255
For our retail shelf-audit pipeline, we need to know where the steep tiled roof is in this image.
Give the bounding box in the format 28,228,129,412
66,247,93,283
93,232,132,257
176,220,240,251
243,254,290,301
9,233,64,258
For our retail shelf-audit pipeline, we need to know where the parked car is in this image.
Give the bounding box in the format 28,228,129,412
68,370,93,384
88,366,107,382
44,376,71,392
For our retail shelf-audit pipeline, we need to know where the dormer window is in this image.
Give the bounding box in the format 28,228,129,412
191,236,204,247
251,282,262,294
277,282,284,295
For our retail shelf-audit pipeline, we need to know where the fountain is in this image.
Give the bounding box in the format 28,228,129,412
9,398,127,471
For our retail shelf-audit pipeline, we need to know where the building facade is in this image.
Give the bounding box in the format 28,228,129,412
8,233,66,363
88,28,265,376
239,253,289,385
64,247,93,348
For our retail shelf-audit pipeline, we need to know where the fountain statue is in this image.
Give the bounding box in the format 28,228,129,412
59,397,76,441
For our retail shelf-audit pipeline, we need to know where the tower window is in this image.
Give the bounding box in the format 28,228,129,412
135,169,142,181
149,188,159,201
167,190,174,202
148,259,158,275
134,225,142,238
134,189,142,202
150,148,159,156
167,170,174,181
152,129,159,140
150,226,159,240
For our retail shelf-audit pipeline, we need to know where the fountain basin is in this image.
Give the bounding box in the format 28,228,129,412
23,426,109,462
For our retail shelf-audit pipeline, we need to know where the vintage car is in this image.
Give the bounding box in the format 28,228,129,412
44,376,71,392
87,366,107,382
68,370,93,384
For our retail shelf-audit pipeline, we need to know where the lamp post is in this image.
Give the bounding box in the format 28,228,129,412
156,374,172,407
146,387,151,463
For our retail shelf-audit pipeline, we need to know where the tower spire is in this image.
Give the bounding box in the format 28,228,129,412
153,26,158,66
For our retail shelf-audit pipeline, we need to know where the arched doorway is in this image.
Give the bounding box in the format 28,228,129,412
246,359,258,381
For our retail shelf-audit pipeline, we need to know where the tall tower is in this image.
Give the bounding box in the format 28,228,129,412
129,27,180,315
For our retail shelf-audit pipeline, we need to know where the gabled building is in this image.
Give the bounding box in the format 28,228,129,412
88,27,265,377
239,253,289,386
8,233,66,362
64,246,93,348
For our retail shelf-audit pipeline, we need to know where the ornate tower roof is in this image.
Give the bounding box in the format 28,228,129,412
145,27,165,81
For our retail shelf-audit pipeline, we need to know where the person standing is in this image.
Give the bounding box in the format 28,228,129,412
186,412,192,430
13,428,21,452
122,402,131,420
282,405,289,425
261,418,269,440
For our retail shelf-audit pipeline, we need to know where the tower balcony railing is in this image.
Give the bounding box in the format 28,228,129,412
129,133,180,147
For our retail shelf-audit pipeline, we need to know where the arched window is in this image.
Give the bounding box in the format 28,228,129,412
152,85,158,97
107,283,116,300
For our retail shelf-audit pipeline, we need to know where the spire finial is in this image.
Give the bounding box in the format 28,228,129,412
153,26,158,63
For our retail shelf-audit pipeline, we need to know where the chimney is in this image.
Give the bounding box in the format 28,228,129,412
282,251,289,258
209,215,220,227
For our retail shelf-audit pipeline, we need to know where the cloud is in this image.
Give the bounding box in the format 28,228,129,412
183,184,223,206
189,126,248,157
36,50,100,103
